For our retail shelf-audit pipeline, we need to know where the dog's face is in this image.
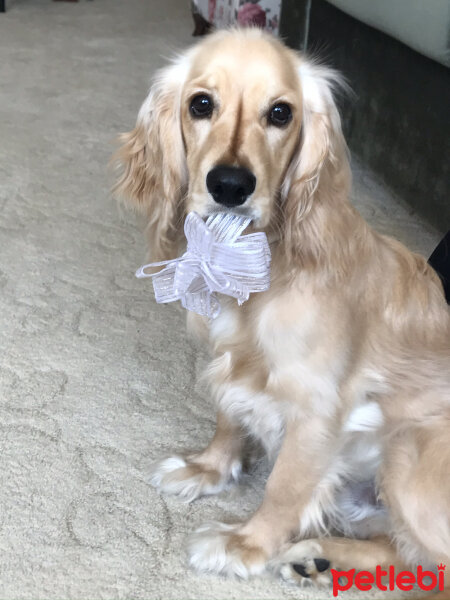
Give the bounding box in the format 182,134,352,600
114,29,348,260
181,33,302,226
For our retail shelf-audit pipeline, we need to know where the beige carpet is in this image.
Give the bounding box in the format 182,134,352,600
0,0,442,598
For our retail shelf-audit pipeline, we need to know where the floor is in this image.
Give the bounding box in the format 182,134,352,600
0,1,442,599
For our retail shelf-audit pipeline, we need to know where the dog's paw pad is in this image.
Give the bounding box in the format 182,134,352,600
274,541,333,588
283,557,332,587
314,558,331,572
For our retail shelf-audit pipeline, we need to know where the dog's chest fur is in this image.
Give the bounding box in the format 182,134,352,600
208,296,387,534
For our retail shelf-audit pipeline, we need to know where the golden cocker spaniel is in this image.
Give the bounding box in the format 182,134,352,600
114,29,450,597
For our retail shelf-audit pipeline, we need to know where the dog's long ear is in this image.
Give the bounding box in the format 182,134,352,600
281,60,351,262
113,57,190,260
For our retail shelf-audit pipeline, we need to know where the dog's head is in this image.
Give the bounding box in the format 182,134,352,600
114,29,349,261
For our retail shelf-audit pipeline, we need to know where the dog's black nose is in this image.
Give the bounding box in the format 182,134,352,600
206,165,256,207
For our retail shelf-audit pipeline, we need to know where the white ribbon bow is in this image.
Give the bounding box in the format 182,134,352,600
135,212,271,319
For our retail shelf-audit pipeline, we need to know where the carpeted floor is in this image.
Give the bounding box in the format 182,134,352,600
0,1,443,598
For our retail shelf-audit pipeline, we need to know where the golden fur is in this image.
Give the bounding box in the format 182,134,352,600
114,29,450,596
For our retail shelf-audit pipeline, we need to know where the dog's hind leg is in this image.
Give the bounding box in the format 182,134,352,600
379,418,450,561
275,418,450,594
378,418,450,595
274,535,406,587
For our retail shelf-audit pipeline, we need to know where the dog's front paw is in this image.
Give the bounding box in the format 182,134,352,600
188,521,268,578
149,455,240,502
273,540,332,588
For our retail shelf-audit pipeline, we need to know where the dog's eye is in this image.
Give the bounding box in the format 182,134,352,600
190,94,214,118
268,103,292,127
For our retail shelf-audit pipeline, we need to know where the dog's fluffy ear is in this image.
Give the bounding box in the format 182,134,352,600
282,60,351,261
113,57,190,260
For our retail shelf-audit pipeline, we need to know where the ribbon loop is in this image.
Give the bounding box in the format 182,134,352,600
136,212,271,319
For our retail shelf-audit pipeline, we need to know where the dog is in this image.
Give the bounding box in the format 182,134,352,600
114,28,450,597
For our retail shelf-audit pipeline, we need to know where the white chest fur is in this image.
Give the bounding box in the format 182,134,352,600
208,304,285,456
217,382,285,457
208,300,387,536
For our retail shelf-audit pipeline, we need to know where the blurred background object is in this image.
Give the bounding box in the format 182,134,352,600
192,0,281,34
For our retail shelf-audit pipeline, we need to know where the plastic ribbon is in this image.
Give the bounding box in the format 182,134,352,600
135,212,271,319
